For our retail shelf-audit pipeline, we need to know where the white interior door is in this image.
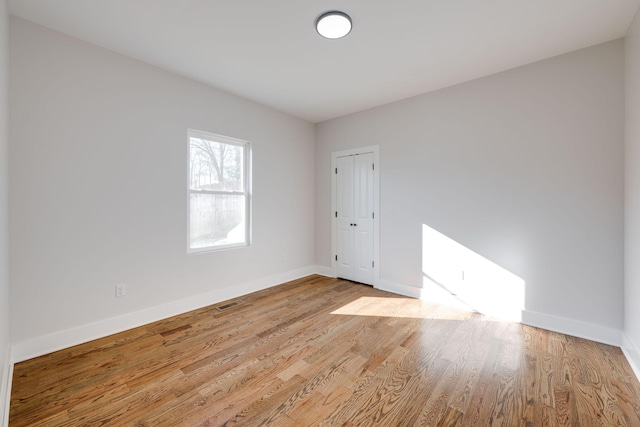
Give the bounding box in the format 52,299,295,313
335,153,374,285
336,156,354,280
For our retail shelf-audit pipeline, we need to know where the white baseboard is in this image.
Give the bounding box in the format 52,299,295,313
312,266,424,299
313,265,335,277
375,278,423,299
8,267,636,387
375,277,624,347
521,310,622,347
622,332,640,382
11,266,318,363
311,267,423,299
1,346,12,427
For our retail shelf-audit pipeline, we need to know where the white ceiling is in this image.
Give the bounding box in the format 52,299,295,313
8,0,640,123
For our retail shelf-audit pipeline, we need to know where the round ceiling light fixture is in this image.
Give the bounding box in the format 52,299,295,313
316,11,352,39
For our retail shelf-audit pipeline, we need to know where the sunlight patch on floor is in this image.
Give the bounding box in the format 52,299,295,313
331,296,476,320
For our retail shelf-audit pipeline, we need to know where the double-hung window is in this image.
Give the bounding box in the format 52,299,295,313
188,129,251,252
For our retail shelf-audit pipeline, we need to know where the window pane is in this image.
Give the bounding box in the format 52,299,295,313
190,193,246,249
189,137,244,192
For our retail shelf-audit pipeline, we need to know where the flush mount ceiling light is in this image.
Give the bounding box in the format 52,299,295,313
316,11,352,39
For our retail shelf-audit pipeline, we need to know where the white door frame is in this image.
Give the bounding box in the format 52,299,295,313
331,145,380,286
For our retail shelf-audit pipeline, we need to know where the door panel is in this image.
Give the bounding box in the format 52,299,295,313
336,156,353,222
336,156,354,280
335,153,374,285
338,228,351,266
354,153,374,284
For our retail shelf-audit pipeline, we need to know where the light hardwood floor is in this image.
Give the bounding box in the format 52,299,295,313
9,275,640,426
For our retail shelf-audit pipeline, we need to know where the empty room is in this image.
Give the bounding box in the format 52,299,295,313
2,0,640,425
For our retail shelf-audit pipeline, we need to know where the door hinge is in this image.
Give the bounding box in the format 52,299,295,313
335,255,338,261
372,261,375,268
335,167,338,174
372,212,374,219
372,163,375,170
335,211,338,218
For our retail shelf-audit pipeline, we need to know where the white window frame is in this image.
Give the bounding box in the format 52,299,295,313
187,129,252,253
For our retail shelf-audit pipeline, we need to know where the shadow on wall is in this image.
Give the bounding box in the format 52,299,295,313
421,224,525,322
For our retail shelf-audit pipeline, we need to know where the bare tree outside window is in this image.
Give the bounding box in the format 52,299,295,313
190,138,243,191
188,131,250,251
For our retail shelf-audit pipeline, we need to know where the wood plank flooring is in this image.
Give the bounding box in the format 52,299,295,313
9,275,640,426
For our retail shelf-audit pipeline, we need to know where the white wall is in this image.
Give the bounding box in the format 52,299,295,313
316,40,625,339
9,18,316,349
624,8,640,376
0,0,10,422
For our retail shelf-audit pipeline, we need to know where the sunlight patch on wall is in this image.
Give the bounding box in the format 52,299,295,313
422,224,525,321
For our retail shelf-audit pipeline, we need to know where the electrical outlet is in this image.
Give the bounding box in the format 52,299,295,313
115,283,126,298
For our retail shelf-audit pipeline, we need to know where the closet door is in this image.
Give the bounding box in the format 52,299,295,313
336,156,354,281
335,153,374,285
353,153,374,284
